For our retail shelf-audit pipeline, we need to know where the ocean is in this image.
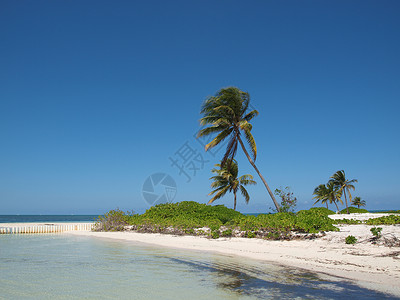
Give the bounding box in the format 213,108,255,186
0,234,396,299
0,215,98,223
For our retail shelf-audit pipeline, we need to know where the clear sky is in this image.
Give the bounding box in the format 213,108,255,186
1,1,399,214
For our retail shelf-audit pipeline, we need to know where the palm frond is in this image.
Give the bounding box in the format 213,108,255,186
239,185,250,204
204,128,233,151
208,186,230,204
243,109,259,122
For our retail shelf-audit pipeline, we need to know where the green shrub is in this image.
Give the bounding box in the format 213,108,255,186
340,207,368,214
366,215,400,225
370,227,382,238
220,229,232,237
296,210,339,233
246,231,256,238
210,230,220,239
98,203,339,237
307,207,335,216
94,209,133,231
332,219,362,225
345,235,357,244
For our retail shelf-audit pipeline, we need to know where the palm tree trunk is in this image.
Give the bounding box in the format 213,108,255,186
237,136,281,212
234,191,237,211
333,200,340,212
344,190,349,214
326,202,328,209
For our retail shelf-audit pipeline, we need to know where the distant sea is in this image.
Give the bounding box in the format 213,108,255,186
0,215,98,223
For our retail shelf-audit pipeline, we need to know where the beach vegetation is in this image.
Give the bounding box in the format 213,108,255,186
94,209,134,231
308,207,335,216
198,87,281,212
351,196,366,209
273,186,297,213
345,235,357,244
329,170,357,214
366,215,400,225
208,159,256,210
332,219,362,225
96,201,340,239
370,227,382,238
339,207,368,214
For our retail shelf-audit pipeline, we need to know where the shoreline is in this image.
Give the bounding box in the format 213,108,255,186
68,224,400,297
2,214,400,297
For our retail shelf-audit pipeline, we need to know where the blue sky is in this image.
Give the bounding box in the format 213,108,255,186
1,1,399,214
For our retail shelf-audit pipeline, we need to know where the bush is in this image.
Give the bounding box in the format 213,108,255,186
308,207,335,216
94,209,133,231
366,215,400,225
210,230,220,239
345,235,357,244
220,229,232,237
332,219,362,225
377,210,400,214
340,207,368,214
296,210,338,233
97,202,339,238
370,227,382,238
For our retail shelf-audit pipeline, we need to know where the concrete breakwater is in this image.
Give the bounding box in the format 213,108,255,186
0,223,94,234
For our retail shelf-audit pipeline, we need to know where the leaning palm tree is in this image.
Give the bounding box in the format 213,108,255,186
208,159,256,210
313,183,343,212
351,196,366,209
198,87,281,212
312,184,330,209
329,170,357,214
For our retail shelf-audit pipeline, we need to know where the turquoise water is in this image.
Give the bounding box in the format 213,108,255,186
0,215,98,223
0,234,396,299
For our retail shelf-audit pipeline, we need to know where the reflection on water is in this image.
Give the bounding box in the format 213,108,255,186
0,234,397,299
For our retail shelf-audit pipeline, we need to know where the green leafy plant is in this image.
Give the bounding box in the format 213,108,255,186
345,235,357,244
370,227,382,238
94,209,134,231
97,202,340,239
339,207,368,214
332,218,362,225
220,229,232,237
210,230,220,239
366,215,400,225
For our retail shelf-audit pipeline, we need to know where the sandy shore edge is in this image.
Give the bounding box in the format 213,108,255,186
69,223,400,297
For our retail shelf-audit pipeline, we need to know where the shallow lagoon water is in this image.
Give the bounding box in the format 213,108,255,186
0,234,396,299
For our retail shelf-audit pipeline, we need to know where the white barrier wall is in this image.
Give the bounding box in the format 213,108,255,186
0,223,94,234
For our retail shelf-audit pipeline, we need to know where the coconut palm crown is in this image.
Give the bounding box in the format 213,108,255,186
351,196,366,209
208,159,256,210
329,170,357,214
313,182,343,212
198,87,281,212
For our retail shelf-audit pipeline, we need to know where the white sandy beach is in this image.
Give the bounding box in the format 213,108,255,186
67,213,400,297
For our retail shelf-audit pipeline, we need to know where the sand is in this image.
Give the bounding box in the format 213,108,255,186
68,213,400,297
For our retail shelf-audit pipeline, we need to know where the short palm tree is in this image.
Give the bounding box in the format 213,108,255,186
208,159,256,210
329,170,357,214
313,184,330,209
313,182,343,212
351,196,366,209
198,87,281,212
